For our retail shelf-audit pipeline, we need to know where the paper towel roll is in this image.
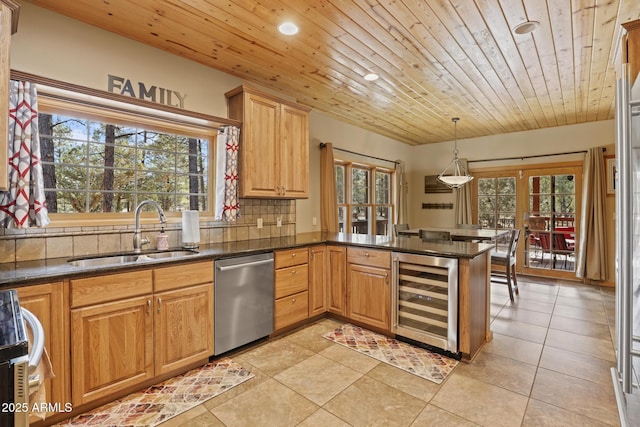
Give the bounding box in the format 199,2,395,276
182,210,200,248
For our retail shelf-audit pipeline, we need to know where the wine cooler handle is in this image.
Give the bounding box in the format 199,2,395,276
390,256,399,332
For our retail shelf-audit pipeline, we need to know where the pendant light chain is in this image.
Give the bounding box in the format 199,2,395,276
437,117,473,188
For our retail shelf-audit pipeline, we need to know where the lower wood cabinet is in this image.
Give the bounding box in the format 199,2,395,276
71,294,154,405
16,281,69,424
346,247,391,330
274,291,309,330
70,261,214,406
274,248,309,330
308,245,327,317
154,283,213,376
326,245,347,316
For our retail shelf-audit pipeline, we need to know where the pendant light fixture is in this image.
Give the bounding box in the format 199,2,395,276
437,117,473,188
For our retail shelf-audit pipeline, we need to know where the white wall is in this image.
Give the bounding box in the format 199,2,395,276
299,112,413,232
408,120,616,227
12,3,240,117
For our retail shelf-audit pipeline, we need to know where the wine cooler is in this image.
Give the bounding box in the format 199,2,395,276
391,252,458,353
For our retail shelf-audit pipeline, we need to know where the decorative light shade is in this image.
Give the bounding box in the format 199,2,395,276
437,117,473,188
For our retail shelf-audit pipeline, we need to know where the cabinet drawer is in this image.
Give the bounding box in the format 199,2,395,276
275,264,308,299
154,261,214,292
347,247,390,269
274,291,308,330
70,270,153,308
275,248,309,269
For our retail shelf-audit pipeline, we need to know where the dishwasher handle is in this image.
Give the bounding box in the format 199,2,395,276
216,258,273,271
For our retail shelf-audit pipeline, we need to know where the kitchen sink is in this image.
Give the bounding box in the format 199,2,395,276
68,250,199,267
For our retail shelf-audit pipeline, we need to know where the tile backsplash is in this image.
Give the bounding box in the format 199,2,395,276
0,199,296,263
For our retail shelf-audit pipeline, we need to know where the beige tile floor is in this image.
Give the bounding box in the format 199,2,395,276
159,277,620,427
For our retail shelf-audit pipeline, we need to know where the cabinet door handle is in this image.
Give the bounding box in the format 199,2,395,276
157,297,162,313
147,299,151,315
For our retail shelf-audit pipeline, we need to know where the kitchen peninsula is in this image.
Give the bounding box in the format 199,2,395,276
0,232,494,357
0,232,494,425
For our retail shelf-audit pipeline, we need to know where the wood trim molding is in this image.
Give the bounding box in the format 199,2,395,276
9,69,241,128
224,85,312,112
470,160,583,174
621,19,640,32
0,0,19,33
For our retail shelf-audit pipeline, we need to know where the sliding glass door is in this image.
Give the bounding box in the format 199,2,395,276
472,163,582,280
523,170,580,275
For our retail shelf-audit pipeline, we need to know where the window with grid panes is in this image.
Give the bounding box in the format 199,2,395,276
336,161,394,236
34,86,218,223
477,177,516,230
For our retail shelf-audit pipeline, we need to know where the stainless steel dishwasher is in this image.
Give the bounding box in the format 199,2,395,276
214,252,274,355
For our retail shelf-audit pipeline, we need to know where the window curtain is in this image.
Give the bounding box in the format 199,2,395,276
214,125,240,221
320,142,339,232
454,158,473,225
576,147,608,280
0,81,50,229
395,160,408,225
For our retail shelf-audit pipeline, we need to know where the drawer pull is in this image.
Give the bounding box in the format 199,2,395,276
292,253,296,257
291,270,297,275
365,252,369,257
292,298,296,303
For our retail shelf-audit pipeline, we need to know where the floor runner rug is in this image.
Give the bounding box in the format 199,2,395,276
57,358,253,427
323,324,458,384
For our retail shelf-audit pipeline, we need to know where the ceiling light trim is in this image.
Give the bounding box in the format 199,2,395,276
513,20,540,35
278,22,299,35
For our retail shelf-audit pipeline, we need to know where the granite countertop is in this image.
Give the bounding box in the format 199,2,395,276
0,232,494,288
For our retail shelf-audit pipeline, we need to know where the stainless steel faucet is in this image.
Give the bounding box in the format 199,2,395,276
133,200,167,253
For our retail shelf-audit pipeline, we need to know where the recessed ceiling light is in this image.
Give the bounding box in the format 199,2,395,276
513,20,540,35
278,22,299,35
364,73,379,81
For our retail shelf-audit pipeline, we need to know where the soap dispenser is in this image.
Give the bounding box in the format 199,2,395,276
157,227,169,250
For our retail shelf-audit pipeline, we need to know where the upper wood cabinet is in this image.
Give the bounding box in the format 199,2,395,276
622,20,640,84
0,0,19,191
225,85,311,198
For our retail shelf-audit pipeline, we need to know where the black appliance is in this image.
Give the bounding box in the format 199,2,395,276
0,290,29,427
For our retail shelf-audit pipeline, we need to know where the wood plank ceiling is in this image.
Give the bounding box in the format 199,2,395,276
26,0,640,145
